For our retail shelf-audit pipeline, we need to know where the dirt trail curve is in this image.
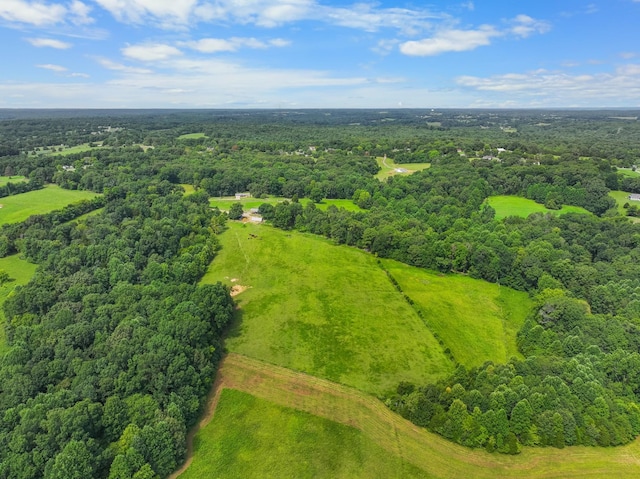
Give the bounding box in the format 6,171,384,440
171,353,640,479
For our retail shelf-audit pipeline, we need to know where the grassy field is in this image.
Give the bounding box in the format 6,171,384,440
180,184,196,195
0,185,99,225
610,190,633,215
0,255,37,354
0,176,27,186
178,133,207,139
180,388,429,479
382,260,530,367
485,195,592,220
375,156,430,180
202,222,453,395
617,168,640,178
49,143,102,156
209,196,363,212
177,353,640,479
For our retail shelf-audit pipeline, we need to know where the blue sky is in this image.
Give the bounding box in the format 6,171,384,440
1,0,639,108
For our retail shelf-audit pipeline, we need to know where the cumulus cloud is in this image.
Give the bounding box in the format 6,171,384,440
183,37,290,53
0,0,67,25
400,26,499,56
399,14,549,57
122,43,183,62
94,0,198,24
27,37,72,49
0,0,92,26
37,63,68,72
93,0,440,33
456,64,640,105
509,14,551,38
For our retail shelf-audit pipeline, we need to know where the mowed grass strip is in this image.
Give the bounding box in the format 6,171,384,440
0,255,37,354
375,156,430,180
485,195,591,220
209,196,363,212
0,184,99,225
178,133,207,139
382,259,530,368
180,388,430,479
179,353,640,479
202,222,453,395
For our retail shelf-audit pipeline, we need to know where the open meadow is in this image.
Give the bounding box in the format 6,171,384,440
375,156,430,180
209,196,363,212
485,195,592,220
381,259,529,367
0,176,27,186
201,222,453,395
178,354,640,479
178,133,208,139
0,255,37,354
0,184,98,225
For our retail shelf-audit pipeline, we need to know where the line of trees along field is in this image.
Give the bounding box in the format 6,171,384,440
1,110,640,476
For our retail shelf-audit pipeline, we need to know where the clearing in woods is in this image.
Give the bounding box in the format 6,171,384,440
0,184,99,225
0,255,37,354
176,353,640,479
484,195,592,220
201,222,453,395
375,156,431,180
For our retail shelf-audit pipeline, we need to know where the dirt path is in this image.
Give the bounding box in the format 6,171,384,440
172,353,640,479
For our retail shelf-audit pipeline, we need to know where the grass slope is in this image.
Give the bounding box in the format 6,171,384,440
486,195,591,220
181,388,429,479
375,156,430,180
0,185,98,225
178,354,640,479
0,255,37,354
202,222,452,395
209,196,363,212
382,259,530,367
0,176,27,186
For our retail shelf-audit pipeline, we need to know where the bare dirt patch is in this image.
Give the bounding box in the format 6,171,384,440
230,285,248,296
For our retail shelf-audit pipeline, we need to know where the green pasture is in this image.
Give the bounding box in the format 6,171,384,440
609,190,634,215
209,196,363,212
0,255,37,354
617,168,640,178
181,389,429,479
485,195,591,220
0,176,27,186
49,143,102,156
201,222,452,395
0,184,99,225
178,133,207,140
179,353,640,479
375,157,430,180
180,184,196,195
382,260,530,368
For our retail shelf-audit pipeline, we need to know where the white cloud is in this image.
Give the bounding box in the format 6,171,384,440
400,26,499,56
69,72,90,78
27,37,72,49
122,43,183,62
509,14,550,38
94,0,440,33
37,63,68,72
456,64,640,105
94,0,198,24
96,57,153,74
0,0,67,25
0,0,92,26
183,37,290,53
620,52,637,59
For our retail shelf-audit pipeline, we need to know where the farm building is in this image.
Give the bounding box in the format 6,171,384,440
628,194,640,201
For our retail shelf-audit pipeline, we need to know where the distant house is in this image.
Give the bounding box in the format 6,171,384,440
235,192,251,200
628,194,640,202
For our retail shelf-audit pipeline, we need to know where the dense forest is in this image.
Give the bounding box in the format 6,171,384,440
1,109,640,476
